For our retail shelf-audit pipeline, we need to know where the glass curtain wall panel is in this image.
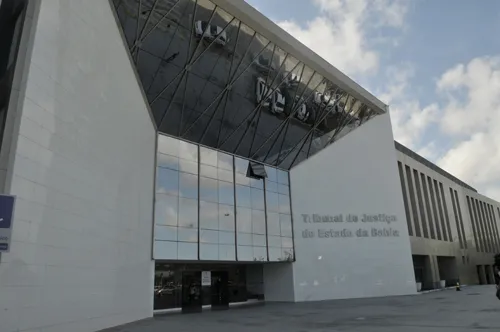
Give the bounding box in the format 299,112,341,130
113,0,385,170
154,133,293,262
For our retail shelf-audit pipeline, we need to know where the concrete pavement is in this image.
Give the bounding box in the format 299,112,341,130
101,285,500,331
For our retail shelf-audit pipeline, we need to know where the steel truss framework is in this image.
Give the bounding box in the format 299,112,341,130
113,0,383,169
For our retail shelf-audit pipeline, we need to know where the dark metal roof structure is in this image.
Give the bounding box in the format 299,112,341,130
112,0,385,169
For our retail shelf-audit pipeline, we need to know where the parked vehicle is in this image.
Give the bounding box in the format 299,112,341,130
254,55,275,74
283,71,299,86
314,91,335,107
294,97,311,123
194,20,228,46
271,89,286,114
256,77,271,107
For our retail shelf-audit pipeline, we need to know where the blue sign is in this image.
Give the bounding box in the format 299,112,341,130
0,194,16,253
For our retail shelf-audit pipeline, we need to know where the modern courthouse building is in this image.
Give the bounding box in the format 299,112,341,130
0,0,499,331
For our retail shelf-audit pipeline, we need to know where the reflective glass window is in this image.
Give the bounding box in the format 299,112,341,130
154,241,177,260
200,229,219,244
200,146,218,166
178,198,198,228
235,172,251,186
219,181,235,205
155,225,177,242
218,168,234,183
269,247,281,261
237,246,253,261
279,194,291,214
179,159,198,175
268,235,281,248
250,178,264,189
267,212,280,236
266,191,279,212
265,180,278,193
157,153,179,171
179,172,198,199
200,177,218,203
278,184,289,196
282,237,293,248
179,141,198,162
156,168,179,195
219,245,236,261
218,152,233,170
219,204,235,231
178,228,198,243
253,247,267,261
237,232,252,246
155,194,179,227
177,242,197,260
252,210,266,234
199,201,219,230
158,135,179,157
200,164,218,179
265,165,278,182
234,157,249,174
236,185,252,208
236,207,252,233
277,169,289,185
251,188,265,210
219,231,235,244
200,243,219,260
280,214,293,237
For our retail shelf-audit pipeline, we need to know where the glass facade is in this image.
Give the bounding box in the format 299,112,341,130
154,262,259,310
112,0,383,170
154,134,293,262
0,1,27,148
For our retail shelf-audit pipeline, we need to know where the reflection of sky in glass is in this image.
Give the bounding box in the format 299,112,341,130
155,134,293,262
156,168,179,195
155,194,178,226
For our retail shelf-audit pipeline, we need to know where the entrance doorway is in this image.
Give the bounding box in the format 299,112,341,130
477,265,486,285
485,265,493,284
181,271,202,313
211,271,229,310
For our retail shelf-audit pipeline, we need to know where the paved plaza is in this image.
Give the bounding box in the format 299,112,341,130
102,285,500,332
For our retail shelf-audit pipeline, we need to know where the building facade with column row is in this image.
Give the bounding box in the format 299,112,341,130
395,141,500,289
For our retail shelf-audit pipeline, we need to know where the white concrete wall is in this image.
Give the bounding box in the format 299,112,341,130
263,263,295,301
0,1,156,331
287,113,416,301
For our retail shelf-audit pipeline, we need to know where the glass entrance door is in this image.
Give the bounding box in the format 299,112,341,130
181,271,202,313
211,271,229,310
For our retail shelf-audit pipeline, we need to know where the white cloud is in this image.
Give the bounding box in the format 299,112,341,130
250,1,500,202
377,63,439,149
435,57,500,199
275,0,409,76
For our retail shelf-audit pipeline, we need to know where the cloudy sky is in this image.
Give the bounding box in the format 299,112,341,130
245,0,500,201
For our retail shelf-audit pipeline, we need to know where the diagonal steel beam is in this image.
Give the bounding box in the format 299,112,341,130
156,8,238,128
236,45,281,156
152,3,218,106
200,21,243,143
180,39,272,137
261,63,306,162
130,0,180,54
273,91,349,166
179,0,201,135
145,1,193,93
217,60,301,150
250,71,323,160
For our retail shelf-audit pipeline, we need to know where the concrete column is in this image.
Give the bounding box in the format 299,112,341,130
423,255,440,289
430,255,443,288
477,265,487,285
